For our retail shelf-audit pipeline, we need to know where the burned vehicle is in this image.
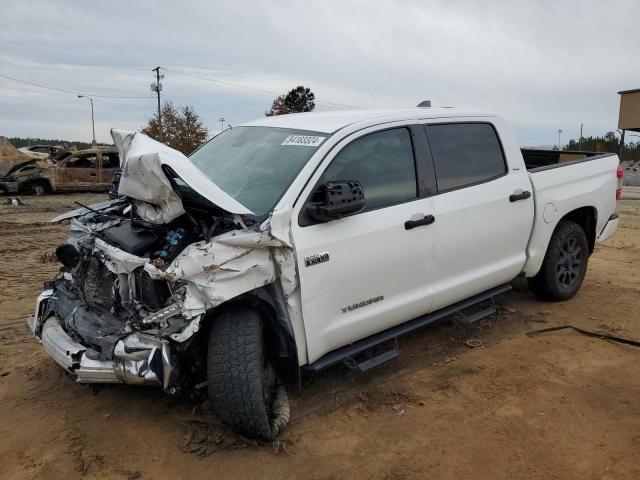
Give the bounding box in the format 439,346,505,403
29,109,620,440
0,146,119,195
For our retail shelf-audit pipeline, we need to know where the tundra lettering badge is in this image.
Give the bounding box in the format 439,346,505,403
341,295,385,313
304,252,330,267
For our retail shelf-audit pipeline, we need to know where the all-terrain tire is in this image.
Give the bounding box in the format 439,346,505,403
528,220,589,301
207,306,275,440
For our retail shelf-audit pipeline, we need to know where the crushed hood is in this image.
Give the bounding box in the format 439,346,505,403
0,137,33,177
111,129,253,223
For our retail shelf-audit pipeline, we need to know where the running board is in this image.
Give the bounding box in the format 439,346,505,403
343,339,399,373
455,297,496,325
303,283,511,373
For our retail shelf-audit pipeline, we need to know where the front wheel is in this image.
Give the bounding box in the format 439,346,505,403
528,220,589,301
207,306,286,440
24,181,49,196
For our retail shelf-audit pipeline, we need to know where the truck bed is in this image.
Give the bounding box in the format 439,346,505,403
521,149,616,171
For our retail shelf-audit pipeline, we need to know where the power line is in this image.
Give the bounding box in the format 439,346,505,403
166,68,361,109
0,72,153,99
0,69,362,108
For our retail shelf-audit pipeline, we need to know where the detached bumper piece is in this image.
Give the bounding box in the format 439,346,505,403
39,315,174,389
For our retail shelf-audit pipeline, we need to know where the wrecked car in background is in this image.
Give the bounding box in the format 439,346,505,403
0,136,34,180
28,108,621,440
0,145,119,195
19,144,65,160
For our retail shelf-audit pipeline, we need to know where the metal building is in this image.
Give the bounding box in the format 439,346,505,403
618,88,640,158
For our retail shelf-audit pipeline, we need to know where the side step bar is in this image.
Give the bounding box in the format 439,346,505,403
303,283,511,373
455,297,496,325
343,339,399,373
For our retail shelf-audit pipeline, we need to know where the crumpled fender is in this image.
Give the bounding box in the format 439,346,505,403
144,207,299,321
145,236,277,316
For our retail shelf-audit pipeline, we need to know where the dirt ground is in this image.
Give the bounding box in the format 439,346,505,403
0,193,639,480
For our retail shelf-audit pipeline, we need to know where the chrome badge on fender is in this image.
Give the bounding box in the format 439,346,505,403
304,252,330,267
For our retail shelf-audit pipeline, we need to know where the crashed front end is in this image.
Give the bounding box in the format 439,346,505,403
28,130,294,394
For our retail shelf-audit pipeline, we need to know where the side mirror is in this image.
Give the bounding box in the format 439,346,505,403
306,180,366,223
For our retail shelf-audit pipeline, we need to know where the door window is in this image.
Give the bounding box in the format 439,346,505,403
67,154,97,169
318,128,417,212
426,123,506,192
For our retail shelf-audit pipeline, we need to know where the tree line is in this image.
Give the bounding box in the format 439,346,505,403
7,137,104,150
13,86,640,162
563,131,640,161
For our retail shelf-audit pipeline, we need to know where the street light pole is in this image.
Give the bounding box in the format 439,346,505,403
557,129,563,150
579,123,583,151
78,95,96,145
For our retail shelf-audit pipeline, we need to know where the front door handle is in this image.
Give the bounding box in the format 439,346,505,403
509,190,531,202
90,172,97,177
405,214,435,230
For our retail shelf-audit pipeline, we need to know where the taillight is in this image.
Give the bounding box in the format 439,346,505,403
616,165,623,200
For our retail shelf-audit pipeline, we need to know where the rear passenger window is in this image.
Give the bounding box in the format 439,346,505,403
426,123,506,191
319,128,417,211
101,152,119,169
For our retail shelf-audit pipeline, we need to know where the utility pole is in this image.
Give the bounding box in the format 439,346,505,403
219,117,225,132
578,123,583,151
151,67,164,141
77,95,96,145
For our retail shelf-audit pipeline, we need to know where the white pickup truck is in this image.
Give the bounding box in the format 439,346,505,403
28,108,622,440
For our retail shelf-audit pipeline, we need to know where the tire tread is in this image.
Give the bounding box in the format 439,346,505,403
207,307,273,439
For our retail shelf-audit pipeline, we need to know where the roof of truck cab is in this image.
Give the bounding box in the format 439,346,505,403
240,108,495,134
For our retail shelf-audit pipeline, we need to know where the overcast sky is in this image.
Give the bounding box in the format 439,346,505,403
1,0,638,146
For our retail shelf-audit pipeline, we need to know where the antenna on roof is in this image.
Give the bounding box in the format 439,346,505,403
417,100,432,108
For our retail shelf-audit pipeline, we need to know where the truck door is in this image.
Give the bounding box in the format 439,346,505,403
56,152,99,191
424,121,534,311
291,126,436,364
99,151,119,190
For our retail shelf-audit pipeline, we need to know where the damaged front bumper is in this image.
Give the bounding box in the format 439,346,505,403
28,289,176,391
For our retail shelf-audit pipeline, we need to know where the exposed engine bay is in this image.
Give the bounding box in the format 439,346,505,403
28,130,300,397
35,197,244,391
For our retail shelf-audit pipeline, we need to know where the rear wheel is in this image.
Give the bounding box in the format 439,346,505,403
528,220,589,301
207,306,281,440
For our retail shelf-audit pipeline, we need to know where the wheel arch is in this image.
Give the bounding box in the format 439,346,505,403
524,205,598,277
21,177,52,194
560,206,597,254
203,282,301,391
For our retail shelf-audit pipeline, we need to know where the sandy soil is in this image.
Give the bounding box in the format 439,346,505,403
0,193,639,480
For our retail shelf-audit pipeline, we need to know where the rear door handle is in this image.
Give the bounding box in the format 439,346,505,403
405,214,435,230
509,190,531,202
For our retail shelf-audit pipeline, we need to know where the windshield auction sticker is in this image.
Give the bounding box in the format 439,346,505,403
281,135,326,147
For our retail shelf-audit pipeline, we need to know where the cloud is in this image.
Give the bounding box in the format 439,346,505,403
0,0,637,145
